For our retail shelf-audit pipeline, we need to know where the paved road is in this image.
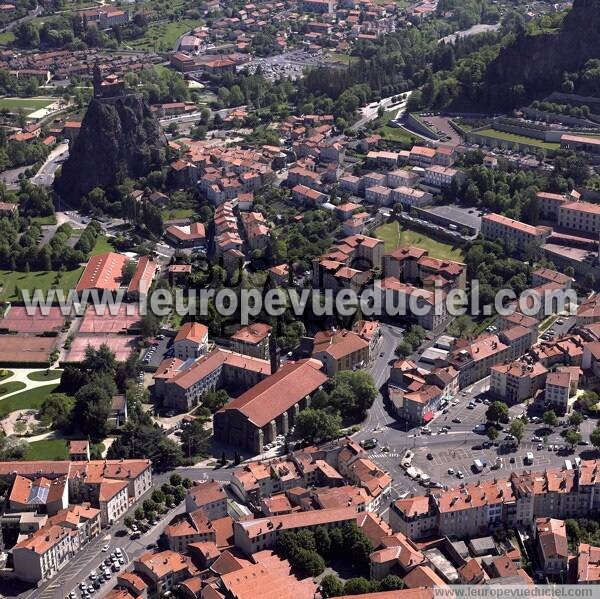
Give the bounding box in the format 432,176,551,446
0,3,42,35
438,23,500,45
350,93,410,133
32,142,69,187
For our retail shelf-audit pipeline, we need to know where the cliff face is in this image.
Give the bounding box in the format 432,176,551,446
485,0,600,106
55,94,166,203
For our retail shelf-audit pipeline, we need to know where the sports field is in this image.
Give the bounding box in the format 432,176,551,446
0,97,55,115
376,221,465,261
0,268,83,302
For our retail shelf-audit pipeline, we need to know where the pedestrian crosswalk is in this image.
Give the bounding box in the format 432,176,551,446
369,451,401,459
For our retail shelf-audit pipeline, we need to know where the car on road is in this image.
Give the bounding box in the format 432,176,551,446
452,417,461,423
579,440,590,446
467,403,475,409
427,453,433,460
101,544,109,551
360,438,378,449
379,352,384,357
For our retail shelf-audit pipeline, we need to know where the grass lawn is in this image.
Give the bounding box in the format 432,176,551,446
31,214,58,226
0,31,15,45
162,207,195,220
90,235,115,256
376,221,465,261
23,438,68,460
128,18,201,51
0,97,54,113
476,128,560,151
0,268,83,302
325,52,359,65
27,370,63,382
0,369,13,381
0,381,26,397
376,109,420,146
0,383,60,418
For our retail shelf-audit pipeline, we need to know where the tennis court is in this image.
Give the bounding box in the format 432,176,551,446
79,303,141,334
0,306,66,334
63,335,139,363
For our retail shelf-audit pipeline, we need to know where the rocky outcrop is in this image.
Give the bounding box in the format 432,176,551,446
485,0,600,108
55,93,166,204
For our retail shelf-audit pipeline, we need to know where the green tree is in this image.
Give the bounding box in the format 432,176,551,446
314,526,331,557
590,427,600,450
486,401,509,425
294,409,341,444
380,575,405,591
569,411,584,427
544,410,558,427
39,393,74,430
343,578,371,595
180,419,211,458
74,382,112,441
321,574,344,597
565,429,582,449
395,341,412,358
509,419,525,445
487,426,499,442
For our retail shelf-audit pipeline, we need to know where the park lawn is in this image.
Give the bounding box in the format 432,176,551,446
90,235,115,256
0,31,15,45
476,128,560,150
0,383,60,418
0,97,54,113
23,438,68,460
27,370,63,382
376,221,465,261
0,381,26,397
325,52,359,65
162,207,195,220
31,214,58,226
128,19,201,51
0,369,13,381
375,108,419,146
0,268,83,302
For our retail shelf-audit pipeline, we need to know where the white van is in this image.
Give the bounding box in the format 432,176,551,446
525,452,534,465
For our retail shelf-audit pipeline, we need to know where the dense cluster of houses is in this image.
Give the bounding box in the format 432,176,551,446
0,451,152,584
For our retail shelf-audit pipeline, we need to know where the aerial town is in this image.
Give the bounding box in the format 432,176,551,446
0,0,599,597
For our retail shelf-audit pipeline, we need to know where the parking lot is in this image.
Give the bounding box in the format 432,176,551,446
245,49,337,81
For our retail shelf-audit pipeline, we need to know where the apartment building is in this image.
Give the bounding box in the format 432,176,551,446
489,360,548,403
435,479,517,538
365,185,392,205
536,192,568,221
449,327,535,388
423,165,463,188
409,146,436,167
481,213,551,251
233,507,357,555
389,495,437,540
534,517,569,576
391,186,433,208
12,505,101,583
531,267,573,290
173,322,210,360
185,481,228,520
311,329,371,375
379,277,450,331
387,169,419,189
558,201,600,234
152,348,271,412
230,323,272,360
544,371,572,414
